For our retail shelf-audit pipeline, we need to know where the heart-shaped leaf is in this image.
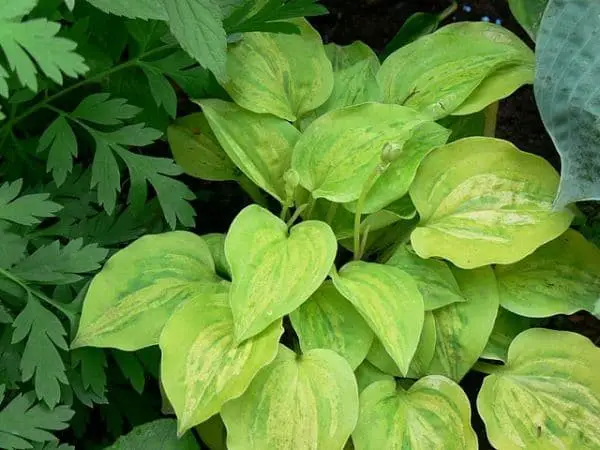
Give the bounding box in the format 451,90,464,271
226,205,337,342
409,137,574,268
221,346,359,450
72,232,223,350
332,261,424,375
159,291,282,434
427,266,499,382
386,245,465,310
222,19,333,121
495,229,600,317
378,22,534,119
353,376,478,449
481,307,535,362
198,99,300,202
478,328,600,449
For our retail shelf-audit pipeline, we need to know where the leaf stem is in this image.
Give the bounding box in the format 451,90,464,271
484,101,499,137
286,204,307,229
325,202,338,225
473,361,504,375
353,166,382,261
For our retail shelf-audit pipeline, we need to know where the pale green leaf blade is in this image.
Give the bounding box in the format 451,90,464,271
290,281,374,370
495,229,600,317
385,245,465,310
226,205,337,342
198,99,300,202
325,41,377,71
84,0,168,19
223,19,333,121
481,307,534,362
477,328,600,449
508,0,548,41
427,266,499,382
354,360,393,393
105,418,199,449
160,292,282,434
353,376,477,450
332,261,424,375
72,231,223,351
202,233,231,279
221,346,359,450
534,0,600,208
409,137,574,268
378,22,534,119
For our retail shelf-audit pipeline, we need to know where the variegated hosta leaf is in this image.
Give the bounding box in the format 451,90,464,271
495,229,600,317
355,360,394,393
202,233,231,279
167,112,238,181
378,22,534,120
477,328,600,449
198,99,300,202
353,376,478,449
72,232,223,350
409,137,574,268
427,266,499,382
159,292,282,434
221,346,359,450
367,311,436,378
386,245,465,310
226,205,337,342
290,281,374,370
222,19,333,121
481,307,534,362
332,261,424,375
292,103,438,203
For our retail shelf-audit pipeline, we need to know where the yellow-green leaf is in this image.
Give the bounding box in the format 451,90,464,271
198,99,300,202
477,328,600,449
481,307,534,363
427,266,499,381
72,232,223,351
332,262,424,375
290,281,374,370
495,229,600,317
386,245,465,310
409,137,574,268
167,113,238,181
226,205,337,342
325,41,377,70
222,19,333,121
221,346,359,450
378,22,534,119
202,233,230,279
353,376,478,449
355,360,394,393
159,291,282,434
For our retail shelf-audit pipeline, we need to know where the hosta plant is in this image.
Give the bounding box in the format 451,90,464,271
74,17,600,450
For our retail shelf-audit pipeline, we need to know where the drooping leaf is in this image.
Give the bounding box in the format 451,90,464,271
0,180,62,226
427,266,499,382
409,137,574,268
72,231,223,350
378,22,534,119
332,261,424,375
160,291,282,434
222,18,333,121
225,205,336,342
105,418,199,449
480,307,534,362
508,0,548,41
353,376,477,449
534,0,600,208
290,281,374,370
199,99,300,202
202,233,231,279
477,328,600,449
495,229,600,317
221,346,358,450
84,0,168,20
385,245,465,310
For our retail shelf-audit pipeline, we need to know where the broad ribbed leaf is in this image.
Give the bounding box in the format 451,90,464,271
535,0,600,208
353,376,477,449
223,18,333,121
160,292,282,434
292,103,439,203
477,328,600,449
290,281,374,370
332,262,424,375
508,0,547,40
72,232,223,350
221,346,358,450
199,99,300,202
409,137,574,268
226,205,337,342
202,233,230,279
378,22,534,119
386,245,465,310
495,229,600,317
428,266,499,382
481,307,534,362
167,113,238,181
